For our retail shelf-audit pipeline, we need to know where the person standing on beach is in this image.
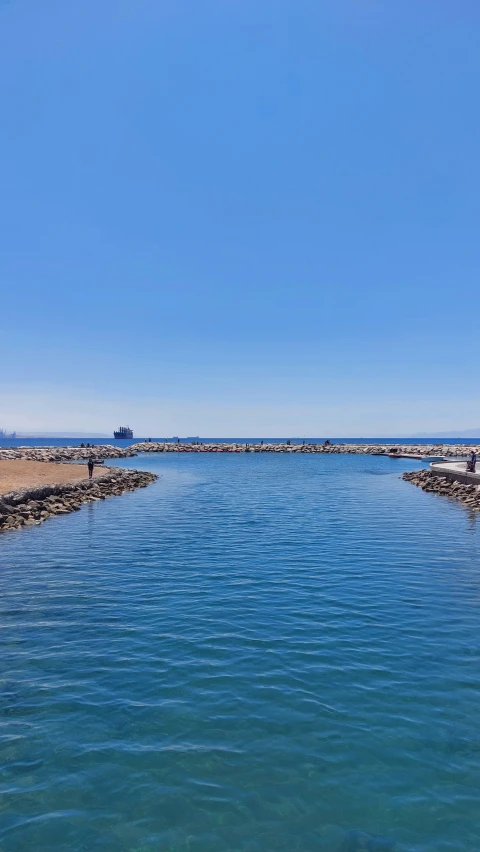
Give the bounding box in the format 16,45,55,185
87,457,94,479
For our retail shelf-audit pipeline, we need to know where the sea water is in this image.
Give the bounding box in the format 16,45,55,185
1,453,479,851
1,436,480,449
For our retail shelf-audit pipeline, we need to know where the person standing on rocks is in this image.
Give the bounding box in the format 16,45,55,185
87,457,94,479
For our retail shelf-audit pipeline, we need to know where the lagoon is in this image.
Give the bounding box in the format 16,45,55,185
1,452,479,851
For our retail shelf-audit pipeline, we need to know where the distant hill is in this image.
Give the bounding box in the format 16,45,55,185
411,429,480,438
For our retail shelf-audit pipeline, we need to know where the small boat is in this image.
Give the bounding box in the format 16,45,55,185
388,452,424,460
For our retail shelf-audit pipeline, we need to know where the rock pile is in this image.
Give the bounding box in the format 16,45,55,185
403,469,480,510
0,445,136,462
0,468,157,533
131,441,479,456
2,441,478,461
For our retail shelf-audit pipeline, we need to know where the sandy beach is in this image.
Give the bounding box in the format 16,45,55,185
0,460,106,495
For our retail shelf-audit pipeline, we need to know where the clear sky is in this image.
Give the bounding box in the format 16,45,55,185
1,0,479,437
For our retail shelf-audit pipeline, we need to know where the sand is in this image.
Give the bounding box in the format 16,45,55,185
0,460,107,495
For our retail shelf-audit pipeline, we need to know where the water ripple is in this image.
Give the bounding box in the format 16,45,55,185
1,453,480,851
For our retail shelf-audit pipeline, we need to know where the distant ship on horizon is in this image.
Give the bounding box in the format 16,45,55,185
0,428,16,439
113,426,133,439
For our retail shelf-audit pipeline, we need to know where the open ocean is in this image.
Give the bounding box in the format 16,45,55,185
1,436,480,448
1,451,480,851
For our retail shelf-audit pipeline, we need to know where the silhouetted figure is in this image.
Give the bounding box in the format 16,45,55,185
467,451,477,473
88,457,94,479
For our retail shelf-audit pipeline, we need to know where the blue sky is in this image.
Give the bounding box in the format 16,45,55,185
1,0,479,436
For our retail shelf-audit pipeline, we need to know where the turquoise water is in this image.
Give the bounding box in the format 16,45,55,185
1,453,480,851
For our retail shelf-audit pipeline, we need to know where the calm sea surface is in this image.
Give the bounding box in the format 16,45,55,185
1,453,480,851
1,436,480,448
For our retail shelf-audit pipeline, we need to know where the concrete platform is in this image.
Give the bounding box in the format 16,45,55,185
430,460,480,486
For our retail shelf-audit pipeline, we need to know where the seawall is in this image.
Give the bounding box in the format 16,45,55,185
0,445,136,462
403,469,480,511
1,442,478,462
131,441,479,456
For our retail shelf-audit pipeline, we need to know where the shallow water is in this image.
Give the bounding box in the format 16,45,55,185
1,453,480,851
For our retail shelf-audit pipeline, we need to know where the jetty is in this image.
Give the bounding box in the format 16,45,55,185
0,445,136,463
129,441,478,457
0,461,157,533
404,465,480,512
0,442,478,462
429,459,480,486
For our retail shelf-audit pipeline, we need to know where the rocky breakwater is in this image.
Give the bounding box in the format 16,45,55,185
0,444,136,462
403,469,480,511
131,441,480,456
0,468,157,533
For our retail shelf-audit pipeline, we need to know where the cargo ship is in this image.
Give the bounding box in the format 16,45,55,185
113,426,133,439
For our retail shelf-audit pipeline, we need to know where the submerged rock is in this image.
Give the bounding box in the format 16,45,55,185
341,829,396,851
